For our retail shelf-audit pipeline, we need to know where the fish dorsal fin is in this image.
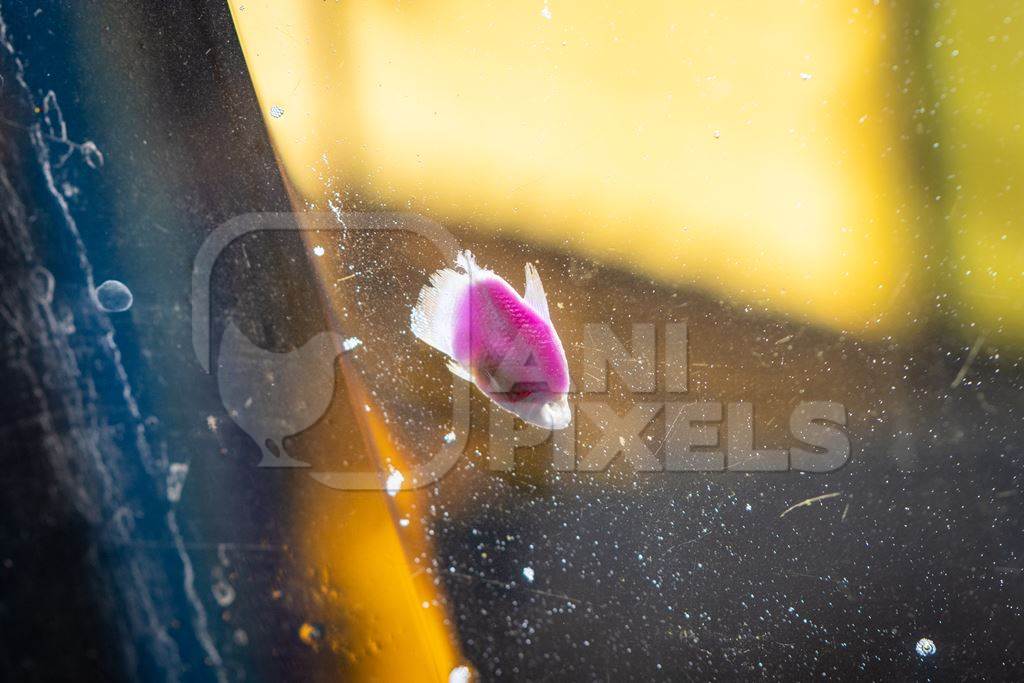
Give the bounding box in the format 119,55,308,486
523,262,551,321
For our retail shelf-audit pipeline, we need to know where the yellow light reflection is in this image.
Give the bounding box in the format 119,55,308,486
231,0,923,336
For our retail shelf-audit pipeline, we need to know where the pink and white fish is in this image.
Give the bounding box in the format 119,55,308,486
411,251,572,430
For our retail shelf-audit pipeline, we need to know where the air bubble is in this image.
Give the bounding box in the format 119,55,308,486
94,279,133,312
29,267,54,304
212,579,236,607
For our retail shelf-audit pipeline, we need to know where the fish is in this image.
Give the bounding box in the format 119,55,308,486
410,251,572,429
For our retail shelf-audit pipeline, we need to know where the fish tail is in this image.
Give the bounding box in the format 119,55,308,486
410,251,477,356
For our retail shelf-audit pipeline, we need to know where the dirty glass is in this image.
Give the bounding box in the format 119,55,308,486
1,1,1022,681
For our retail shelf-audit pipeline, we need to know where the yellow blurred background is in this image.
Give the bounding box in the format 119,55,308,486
226,1,1024,679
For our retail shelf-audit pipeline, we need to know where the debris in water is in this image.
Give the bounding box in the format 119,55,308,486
443,430,457,444
80,140,104,168
540,4,552,20
312,245,325,257
94,279,133,312
522,566,535,583
951,334,985,388
341,336,362,352
779,491,842,518
298,622,322,650
166,462,189,503
449,665,472,683
385,468,404,496
799,72,813,80
915,637,936,657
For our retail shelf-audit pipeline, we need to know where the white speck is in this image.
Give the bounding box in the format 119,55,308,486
269,105,284,119
522,566,535,582
312,245,325,257
399,518,410,527
449,665,472,683
915,637,936,657
421,600,430,609
799,72,813,80
745,503,752,512
712,129,721,139
540,4,551,20
206,415,218,432
443,430,457,444
341,336,362,352
385,468,404,496
166,463,189,503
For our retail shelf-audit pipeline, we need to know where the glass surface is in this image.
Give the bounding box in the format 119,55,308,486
1,1,1022,681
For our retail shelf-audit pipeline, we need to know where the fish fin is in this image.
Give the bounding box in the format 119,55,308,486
446,360,473,381
455,250,479,276
523,262,552,321
410,261,471,357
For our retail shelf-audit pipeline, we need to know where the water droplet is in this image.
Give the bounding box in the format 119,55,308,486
94,279,133,312
269,105,285,119
915,637,936,657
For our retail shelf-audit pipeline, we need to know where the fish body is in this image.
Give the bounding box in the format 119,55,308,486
411,252,572,429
